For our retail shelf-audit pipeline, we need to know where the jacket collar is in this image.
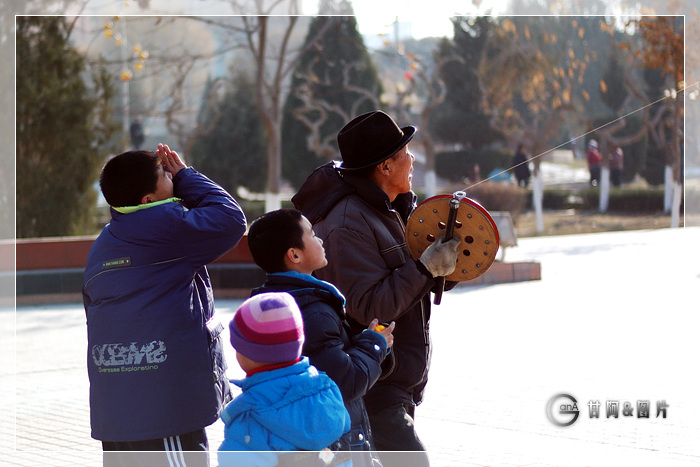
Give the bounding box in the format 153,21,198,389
342,172,392,213
245,357,301,377
292,161,416,223
252,273,346,318
343,173,417,223
292,162,354,224
231,356,311,389
111,197,182,214
269,271,346,306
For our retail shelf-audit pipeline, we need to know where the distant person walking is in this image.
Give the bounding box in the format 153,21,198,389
586,140,602,187
610,145,624,187
512,144,531,187
130,117,145,149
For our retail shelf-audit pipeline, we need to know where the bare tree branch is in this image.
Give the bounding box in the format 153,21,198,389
291,59,381,160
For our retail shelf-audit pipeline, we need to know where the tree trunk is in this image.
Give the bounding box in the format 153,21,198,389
265,192,282,213
422,137,437,198
264,119,282,212
424,170,437,199
532,169,544,233
670,92,682,227
599,166,610,212
664,165,673,213
671,180,682,228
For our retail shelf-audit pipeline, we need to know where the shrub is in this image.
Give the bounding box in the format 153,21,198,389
541,189,581,210
642,147,666,186
461,181,528,224
581,188,666,212
436,147,514,183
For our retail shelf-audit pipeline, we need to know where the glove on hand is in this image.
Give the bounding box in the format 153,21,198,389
419,236,461,278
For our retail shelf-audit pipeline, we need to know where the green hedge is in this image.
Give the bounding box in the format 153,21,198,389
464,182,528,223
580,188,666,212
534,188,667,213
540,189,583,210
436,148,514,183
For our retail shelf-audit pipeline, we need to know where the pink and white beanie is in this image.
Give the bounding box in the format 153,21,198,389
229,292,305,364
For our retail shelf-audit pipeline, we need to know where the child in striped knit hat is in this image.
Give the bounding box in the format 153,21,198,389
218,291,350,464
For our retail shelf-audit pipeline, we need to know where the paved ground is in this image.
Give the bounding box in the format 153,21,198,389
2,226,700,466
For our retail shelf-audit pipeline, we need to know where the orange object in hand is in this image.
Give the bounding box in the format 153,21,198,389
375,324,387,332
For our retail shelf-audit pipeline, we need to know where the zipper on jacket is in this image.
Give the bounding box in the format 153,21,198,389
84,256,187,288
386,199,429,349
385,200,407,231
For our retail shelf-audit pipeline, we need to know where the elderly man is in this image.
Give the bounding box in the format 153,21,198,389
293,110,460,464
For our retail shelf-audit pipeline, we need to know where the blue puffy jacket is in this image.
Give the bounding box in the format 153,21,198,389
218,357,350,458
83,167,246,442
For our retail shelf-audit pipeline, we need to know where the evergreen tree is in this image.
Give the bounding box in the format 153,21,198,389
599,44,628,113
190,70,268,196
641,67,669,186
429,17,504,149
597,49,646,183
635,16,684,188
16,16,118,238
281,16,382,189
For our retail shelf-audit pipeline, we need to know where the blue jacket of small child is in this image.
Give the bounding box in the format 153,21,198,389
218,357,350,457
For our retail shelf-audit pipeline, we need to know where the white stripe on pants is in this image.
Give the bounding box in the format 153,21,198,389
163,435,187,467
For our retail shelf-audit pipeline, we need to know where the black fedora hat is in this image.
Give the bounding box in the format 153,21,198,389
337,110,416,171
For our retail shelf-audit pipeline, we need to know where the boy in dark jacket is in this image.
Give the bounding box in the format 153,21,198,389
83,144,246,466
247,209,394,464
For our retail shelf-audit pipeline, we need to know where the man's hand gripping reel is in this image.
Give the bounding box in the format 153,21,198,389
433,193,463,304
406,190,500,305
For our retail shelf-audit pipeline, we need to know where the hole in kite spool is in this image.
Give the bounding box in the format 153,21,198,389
426,234,436,243
438,222,446,230
463,250,471,256
465,236,474,244
454,220,463,229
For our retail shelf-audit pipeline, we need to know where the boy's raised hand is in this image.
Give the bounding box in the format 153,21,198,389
368,318,395,349
156,143,187,177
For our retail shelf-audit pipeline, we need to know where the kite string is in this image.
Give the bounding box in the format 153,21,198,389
461,80,697,192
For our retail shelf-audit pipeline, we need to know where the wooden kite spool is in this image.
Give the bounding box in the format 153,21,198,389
406,193,500,282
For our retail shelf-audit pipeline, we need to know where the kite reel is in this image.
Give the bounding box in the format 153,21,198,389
406,191,500,294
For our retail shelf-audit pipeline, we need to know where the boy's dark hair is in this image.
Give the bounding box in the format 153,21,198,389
100,151,161,207
248,209,305,273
